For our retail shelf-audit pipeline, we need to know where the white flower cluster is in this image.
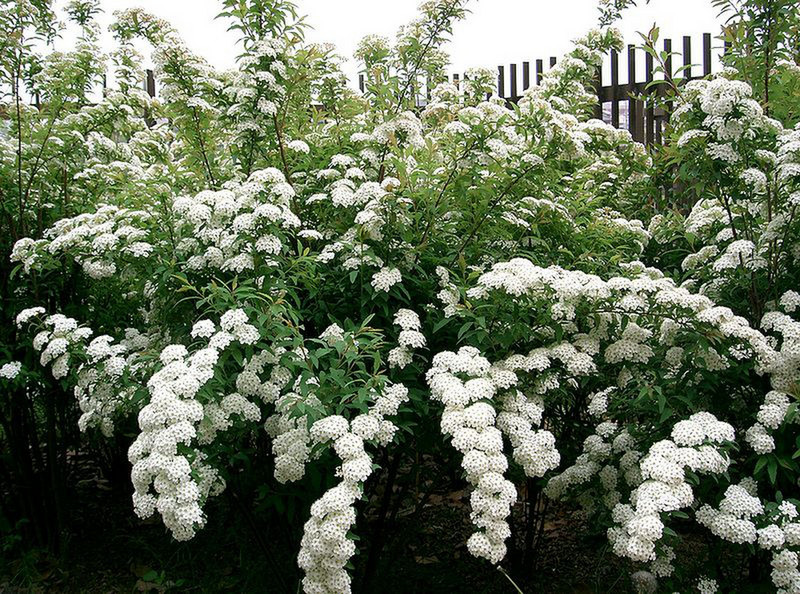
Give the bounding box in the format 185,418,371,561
388,308,424,369
674,78,774,161
546,420,637,510
175,168,300,274
760,310,800,393
608,413,734,563
11,205,153,278
76,328,152,436
298,382,409,593
780,291,800,314
464,257,800,587
370,266,402,292
220,342,316,487
697,576,718,594
0,361,22,380
745,390,792,454
667,78,800,310
16,309,93,379
224,36,288,139
265,390,313,484
696,480,763,544
371,111,426,149
698,485,800,593
519,28,622,117
468,259,783,383
128,312,257,541
495,388,560,478
435,266,461,318
427,346,557,564
322,162,386,210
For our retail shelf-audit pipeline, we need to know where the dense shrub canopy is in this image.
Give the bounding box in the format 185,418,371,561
1,0,799,592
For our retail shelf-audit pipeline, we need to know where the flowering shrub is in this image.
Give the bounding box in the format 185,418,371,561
2,0,799,591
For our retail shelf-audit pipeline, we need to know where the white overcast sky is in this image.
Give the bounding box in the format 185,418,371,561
53,0,726,92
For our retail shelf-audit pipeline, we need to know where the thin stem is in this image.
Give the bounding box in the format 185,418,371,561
450,160,539,266
497,565,525,594
189,105,217,189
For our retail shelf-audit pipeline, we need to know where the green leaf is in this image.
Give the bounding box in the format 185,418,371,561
432,318,450,334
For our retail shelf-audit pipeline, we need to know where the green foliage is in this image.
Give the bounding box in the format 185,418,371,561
0,0,799,592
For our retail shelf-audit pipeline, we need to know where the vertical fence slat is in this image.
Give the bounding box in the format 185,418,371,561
645,49,655,146
536,59,544,85
683,36,692,81
498,65,505,98
549,56,557,68
146,69,155,98
627,44,635,135
664,38,673,81
610,49,619,128
662,38,672,141
510,63,518,100
522,61,530,91
593,66,603,120
628,44,643,141
703,33,712,77
144,69,156,127
359,74,365,93
453,73,460,89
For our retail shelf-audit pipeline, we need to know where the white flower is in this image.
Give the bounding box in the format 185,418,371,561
0,361,22,379
288,139,310,153
220,309,249,332
16,307,46,327
370,267,401,292
191,320,216,338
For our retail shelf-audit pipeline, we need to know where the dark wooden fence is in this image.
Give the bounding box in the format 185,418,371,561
137,33,723,147
359,32,723,146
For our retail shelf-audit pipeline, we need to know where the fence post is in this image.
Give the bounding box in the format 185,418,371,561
703,33,712,77
522,61,530,92
645,49,655,146
628,44,643,142
146,69,155,98
453,73,460,89
664,38,673,80
498,65,505,98
654,38,673,144
359,74,365,93
144,69,156,127
549,56,556,68
683,36,692,81
510,63,518,101
593,66,603,120
610,49,619,128
535,59,544,85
